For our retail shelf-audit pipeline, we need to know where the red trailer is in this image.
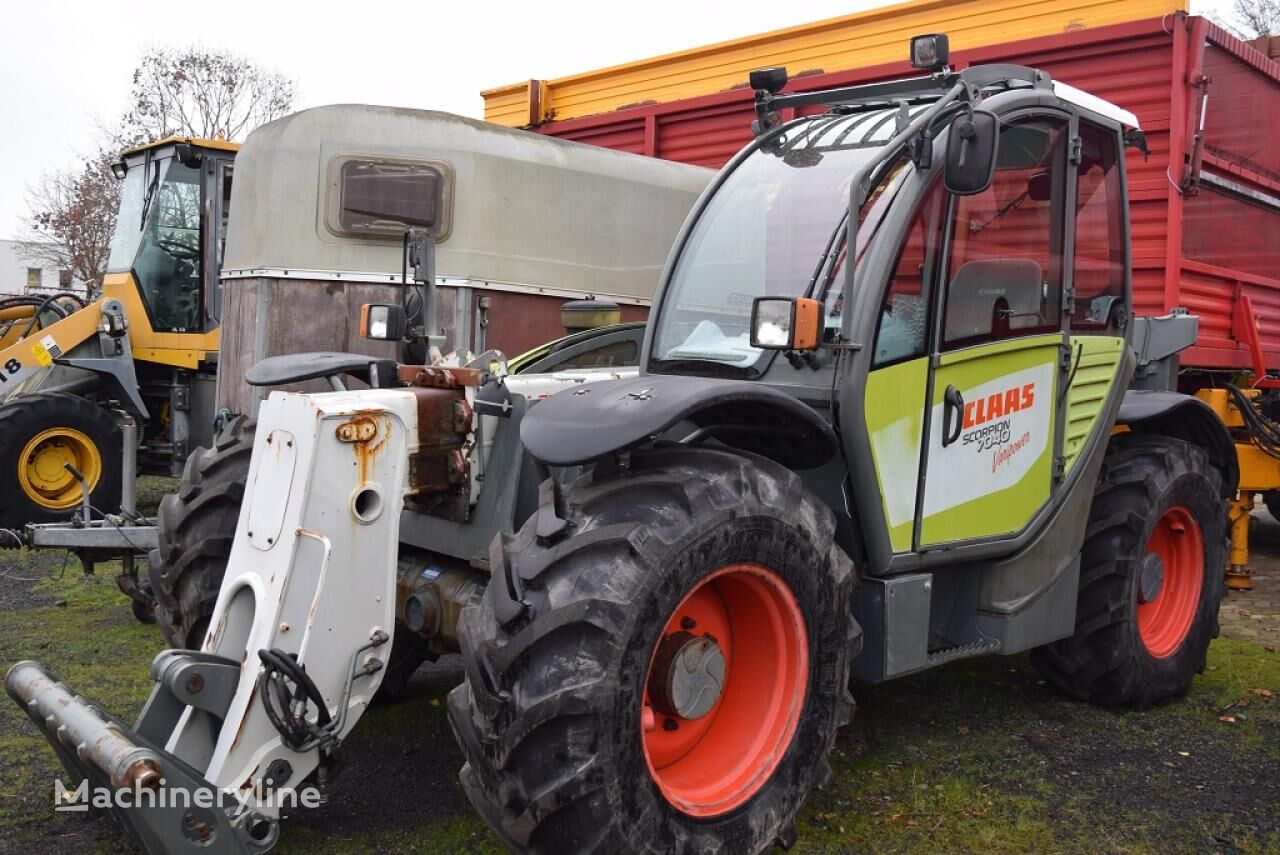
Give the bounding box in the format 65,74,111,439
528,13,1280,376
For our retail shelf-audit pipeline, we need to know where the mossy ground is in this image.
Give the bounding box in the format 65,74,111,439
0,478,1276,853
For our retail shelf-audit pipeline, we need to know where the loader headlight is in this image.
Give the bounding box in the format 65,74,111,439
110,160,128,180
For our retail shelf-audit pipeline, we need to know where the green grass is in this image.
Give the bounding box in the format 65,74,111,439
1,552,1276,853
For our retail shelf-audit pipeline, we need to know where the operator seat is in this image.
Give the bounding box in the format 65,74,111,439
943,258,1044,342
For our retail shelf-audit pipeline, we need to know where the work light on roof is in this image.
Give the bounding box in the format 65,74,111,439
749,66,789,95
910,34,950,72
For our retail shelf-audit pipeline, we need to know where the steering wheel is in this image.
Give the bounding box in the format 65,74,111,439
157,235,199,261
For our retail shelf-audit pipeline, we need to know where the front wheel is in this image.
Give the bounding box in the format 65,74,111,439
1032,435,1227,707
448,447,857,854
0,392,121,528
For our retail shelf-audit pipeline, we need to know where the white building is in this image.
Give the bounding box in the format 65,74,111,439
0,239,90,298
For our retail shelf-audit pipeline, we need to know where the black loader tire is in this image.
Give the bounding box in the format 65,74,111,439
0,392,122,528
1263,490,1280,522
151,415,255,649
1032,435,1227,707
448,446,858,854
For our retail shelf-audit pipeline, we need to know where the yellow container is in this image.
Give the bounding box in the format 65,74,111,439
483,0,1184,127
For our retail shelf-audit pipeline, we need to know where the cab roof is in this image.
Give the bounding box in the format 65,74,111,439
119,136,241,157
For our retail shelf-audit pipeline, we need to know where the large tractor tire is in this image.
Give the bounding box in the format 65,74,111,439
1032,435,1227,707
151,415,255,648
0,392,122,529
448,447,858,854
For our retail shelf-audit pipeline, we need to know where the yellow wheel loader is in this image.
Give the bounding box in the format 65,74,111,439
0,138,236,529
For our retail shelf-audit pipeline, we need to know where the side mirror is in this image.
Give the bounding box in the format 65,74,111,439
944,111,999,196
750,297,821,351
360,303,407,341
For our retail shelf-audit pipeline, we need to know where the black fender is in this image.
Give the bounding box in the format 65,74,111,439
244,351,399,389
520,373,837,469
1116,390,1239,497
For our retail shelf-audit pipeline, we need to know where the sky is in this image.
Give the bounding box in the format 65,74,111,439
0,0,1235,239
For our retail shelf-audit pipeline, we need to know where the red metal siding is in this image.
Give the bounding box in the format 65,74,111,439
534,15,1280,372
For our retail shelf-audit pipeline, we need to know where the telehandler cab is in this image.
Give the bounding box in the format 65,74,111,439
6,38,1237,854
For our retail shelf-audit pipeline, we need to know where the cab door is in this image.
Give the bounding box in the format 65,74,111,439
916,113,1071,548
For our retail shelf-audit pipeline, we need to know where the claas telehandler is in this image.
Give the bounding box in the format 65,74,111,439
6,38,1242,853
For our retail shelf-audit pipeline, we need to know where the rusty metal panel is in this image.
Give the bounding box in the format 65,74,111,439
477,289,647,359
483,0,1185,126
215,276,400,416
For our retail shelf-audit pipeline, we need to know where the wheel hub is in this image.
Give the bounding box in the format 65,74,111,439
1138,553,1164,604
648,631,726,721
17,427,101,509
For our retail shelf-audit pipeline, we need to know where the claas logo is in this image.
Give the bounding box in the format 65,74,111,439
964,383,1035,429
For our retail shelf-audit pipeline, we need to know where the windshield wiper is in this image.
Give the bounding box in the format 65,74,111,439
138,152,161,231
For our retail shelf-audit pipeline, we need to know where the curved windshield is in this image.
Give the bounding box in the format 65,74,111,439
107,155,203,332
652,108,919,372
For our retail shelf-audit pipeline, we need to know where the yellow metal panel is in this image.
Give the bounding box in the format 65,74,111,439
120,137,241,156
483,0,1187,126
1235,441,1280,492
101,273,219,369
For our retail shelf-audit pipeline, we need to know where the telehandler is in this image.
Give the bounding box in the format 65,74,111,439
6,38,1240,853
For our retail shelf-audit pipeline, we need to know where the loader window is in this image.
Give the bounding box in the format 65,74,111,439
133,160,203,332
1071,121,1125,332
942,115,1068,350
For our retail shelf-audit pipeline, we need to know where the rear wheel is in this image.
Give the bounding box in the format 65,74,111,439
1032,435,1227,707
448,447,857,853
0,392,121,528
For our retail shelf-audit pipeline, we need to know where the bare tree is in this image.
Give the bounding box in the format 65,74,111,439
1233,0,1280,37
117,46,296,145
16,152,121,292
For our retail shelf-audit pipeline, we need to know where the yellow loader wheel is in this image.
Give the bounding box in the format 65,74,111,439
0,392,122,529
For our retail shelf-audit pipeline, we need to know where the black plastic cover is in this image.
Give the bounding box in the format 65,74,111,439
520,373,837,469
245,352,398,389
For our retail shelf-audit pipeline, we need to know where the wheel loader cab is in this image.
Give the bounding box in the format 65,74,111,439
104,138,236,345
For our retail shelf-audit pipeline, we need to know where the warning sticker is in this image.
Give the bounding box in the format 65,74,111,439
41,334,62,359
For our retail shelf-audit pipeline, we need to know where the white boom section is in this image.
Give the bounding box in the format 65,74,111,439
164,388,417,807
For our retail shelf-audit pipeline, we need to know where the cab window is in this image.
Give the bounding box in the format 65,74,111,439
941,115,1069,350
1072,121,1125,332
133,160,203,332
871,177,947,366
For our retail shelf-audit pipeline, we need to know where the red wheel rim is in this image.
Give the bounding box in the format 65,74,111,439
1138,505,1203,659
641,563,808,817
